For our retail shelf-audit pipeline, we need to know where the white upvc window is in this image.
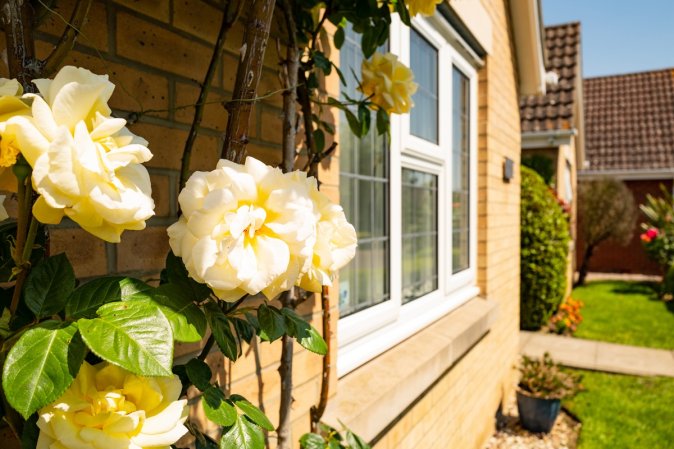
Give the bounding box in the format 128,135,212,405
337,14,479,376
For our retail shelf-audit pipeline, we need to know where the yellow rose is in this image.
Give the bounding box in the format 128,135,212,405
37,361,188,449
290,171,357,293
168,157,318,301
360,51,418,114
5,66,155,242
0,78,32,192
406,0,442,17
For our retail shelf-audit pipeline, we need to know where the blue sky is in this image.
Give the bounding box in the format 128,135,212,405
542,0,674,78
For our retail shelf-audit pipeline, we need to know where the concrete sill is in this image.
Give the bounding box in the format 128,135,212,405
323,297,499,443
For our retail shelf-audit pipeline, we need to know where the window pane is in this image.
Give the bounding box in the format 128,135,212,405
410,29,439,143
452,67,470,273
339,25,390,318
401,168,438,303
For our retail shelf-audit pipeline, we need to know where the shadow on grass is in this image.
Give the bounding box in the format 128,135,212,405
610,281,659,299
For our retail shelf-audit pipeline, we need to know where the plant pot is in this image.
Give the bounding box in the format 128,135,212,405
516,390,561,433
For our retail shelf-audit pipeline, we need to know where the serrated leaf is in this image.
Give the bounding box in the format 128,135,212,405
232,317,255,343
78,300,173,376
203,387,237,427
2,322,85,419
153,285,207,342
24,253,75,318
220,415,265,449
344,109,363,138
282,308,327,355
230,394,274,431
186,358,212,391
166,251,211,302
257,304,286,342
66,276,141,319
205,303,239,361
300,433,327,449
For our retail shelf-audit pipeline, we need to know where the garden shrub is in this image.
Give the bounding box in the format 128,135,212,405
520,166,570,329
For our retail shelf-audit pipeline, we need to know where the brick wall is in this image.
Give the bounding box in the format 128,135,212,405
576,179,672,275
372,1,522,448
0,0,338,446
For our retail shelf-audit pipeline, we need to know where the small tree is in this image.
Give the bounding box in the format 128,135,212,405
576,178,637,286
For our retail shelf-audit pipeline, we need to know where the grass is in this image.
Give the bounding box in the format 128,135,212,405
564,370,674,449
571,280,674,349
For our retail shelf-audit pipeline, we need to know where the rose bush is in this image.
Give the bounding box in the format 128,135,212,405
5,66,155,242
360,51,417,114
37,361,188,449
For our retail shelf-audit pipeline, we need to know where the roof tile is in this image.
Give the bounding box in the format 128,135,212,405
583,68,674,171
520,22,581,133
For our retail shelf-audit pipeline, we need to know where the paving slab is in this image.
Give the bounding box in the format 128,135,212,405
520,331,674,377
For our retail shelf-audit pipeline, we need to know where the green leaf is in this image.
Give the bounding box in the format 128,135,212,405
281,308,327,355
185,358,212,391
230,394,274,431
300,433,327,449
0,307,11,338
314,129,326,153
24,253,75,318
358,104,371,137
313,51,332,75
334,26,345,49
66,276,146,319
2,322,85,419
220,415,265,449
257,304,286,342
396,0,411,26
202,387,237,427
204,303,239,361
232,317,256,344
165,251,211,302
78,300,173,376
376,108,389,135
345,430,370,449
153,285,207,342
21,414,39,449
344,109,363,138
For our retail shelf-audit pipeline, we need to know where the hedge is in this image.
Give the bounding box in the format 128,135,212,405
520,166,570,329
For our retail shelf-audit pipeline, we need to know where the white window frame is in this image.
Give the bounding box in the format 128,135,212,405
337,14,480,377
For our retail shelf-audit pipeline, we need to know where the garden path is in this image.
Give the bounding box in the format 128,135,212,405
520,331,674,377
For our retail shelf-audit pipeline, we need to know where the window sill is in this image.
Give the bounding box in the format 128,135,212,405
323,296,499,443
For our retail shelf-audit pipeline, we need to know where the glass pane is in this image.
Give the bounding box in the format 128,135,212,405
339,25,390,318
410,29,438,143
401,168,438,303
452,67,470,273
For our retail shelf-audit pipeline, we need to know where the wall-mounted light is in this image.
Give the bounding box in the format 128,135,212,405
503,157,514,183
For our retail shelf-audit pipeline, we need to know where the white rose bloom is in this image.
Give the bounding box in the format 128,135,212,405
168,157,317,301
5,66,154,242
290,171,357,293
37,362,188,449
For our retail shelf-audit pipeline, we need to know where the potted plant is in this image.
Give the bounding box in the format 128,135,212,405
517,352,583,433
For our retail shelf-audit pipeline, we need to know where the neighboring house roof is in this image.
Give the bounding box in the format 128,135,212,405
583,68,674,172
520,22,581,132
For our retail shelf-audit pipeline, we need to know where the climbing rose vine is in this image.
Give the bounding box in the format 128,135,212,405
360,51,418,114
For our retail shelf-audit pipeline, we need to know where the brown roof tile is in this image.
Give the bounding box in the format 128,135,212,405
583,68,674,171
520,22,581,132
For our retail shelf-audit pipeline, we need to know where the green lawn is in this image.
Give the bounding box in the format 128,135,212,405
564,370,674,449
571,280,674,349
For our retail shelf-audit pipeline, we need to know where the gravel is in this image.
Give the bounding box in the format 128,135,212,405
482,397,581,449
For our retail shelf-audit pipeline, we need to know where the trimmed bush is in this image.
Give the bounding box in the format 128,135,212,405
520,166,570,329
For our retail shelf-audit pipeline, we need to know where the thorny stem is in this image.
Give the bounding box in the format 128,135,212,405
277,289,295,449
180,0,244,190
297,70,319,178
41,0,92,77
221,0,277,163
1,0,39,89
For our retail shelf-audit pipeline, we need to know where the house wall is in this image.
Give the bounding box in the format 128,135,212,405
0,1,522,448
576,179,673,276
371,0,522,447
